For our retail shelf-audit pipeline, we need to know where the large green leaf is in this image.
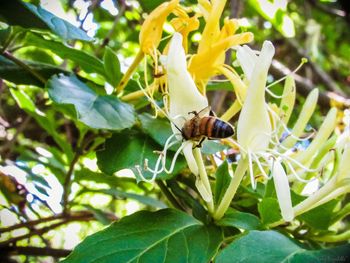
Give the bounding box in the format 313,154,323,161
215,230,350,263
25,33,104,76
47,74,135,130
96,130,186,181
139,113,174,146
216,209,262,230
0,0,91,41
0,55,67,86
62,209,223,263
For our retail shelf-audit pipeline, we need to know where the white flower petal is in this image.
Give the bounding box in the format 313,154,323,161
272,160,294,222
182,141,198,176
236,45,257,81
237,41,275,152
166,32,208,134
337,140,350,182
195,177,212,202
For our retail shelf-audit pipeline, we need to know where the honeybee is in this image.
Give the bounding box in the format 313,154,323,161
179,106,235,147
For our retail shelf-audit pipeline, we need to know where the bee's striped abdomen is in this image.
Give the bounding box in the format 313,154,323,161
212,119,234,138
199,117,215,137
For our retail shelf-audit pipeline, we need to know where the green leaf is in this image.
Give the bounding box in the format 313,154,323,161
139,113,174,146
289,244,350,262
82,204,112,225
0,25,11,46
25,33,104,76
216,209,262,230
167,180,208,223
98,188,167,209
0,1,91,41
47,74,136,130
9,88,35,112
96,130,186,181
258,197,281,225
62,209,223,263
215,230,350,263
215,230,299,263
103,46,122,86
298,199,339,230
0,55,67,86
201,140,227,154
214,161,231,204
74,168,122,187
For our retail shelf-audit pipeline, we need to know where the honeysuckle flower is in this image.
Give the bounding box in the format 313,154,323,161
139,0,179,56
214,41,339,222
292,112,350,218
214,41,279,220
236,41,274,154
170,13,199,53
188,0,253,96
292,146,350,217
139,33,214,211
117,0,180,93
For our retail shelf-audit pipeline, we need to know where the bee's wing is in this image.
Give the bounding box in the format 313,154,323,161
196,106,211,118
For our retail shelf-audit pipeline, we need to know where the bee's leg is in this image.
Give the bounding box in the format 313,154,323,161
188,110,198,116
193,137,206,149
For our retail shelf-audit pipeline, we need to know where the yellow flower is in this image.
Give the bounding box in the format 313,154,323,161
170,14,199,53
188,0,253,101
139,0,179,55
118,0,179,93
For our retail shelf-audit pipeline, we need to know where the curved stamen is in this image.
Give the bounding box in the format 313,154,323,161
251,152,271,179
162,141,188,174
247,151,257,189
265,87,288,99
251,153,272,179
270,150,318,173
284,159,320,183
266,58,307,89
268,107,316,143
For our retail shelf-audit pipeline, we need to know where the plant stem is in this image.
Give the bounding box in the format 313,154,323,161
213,157,248,220
193,148,214,213
62,151,81,214
220,100,242,122
293,177,338,217
0,213,95,247
62,134,97,214
0,211,93,234
1,246,71,258
116,50,144,93
268,180,350,228
311,229,350,243
121,85,153,101
1,51,46,84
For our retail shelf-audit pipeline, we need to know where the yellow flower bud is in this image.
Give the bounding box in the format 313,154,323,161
139,0,179,54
